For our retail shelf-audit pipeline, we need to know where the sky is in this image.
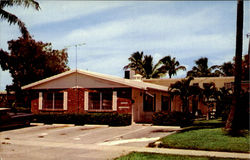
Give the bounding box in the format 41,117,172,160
0,1,249,90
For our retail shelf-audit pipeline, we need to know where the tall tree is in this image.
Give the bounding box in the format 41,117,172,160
187,57,219,77
216,87,233,120
0,0,40,38
201,82,218,119
0,36,69,92
217,62,235,76
124,52,167,79
169,77,201,113
226,0,244,133
124,52,186,79
141,55,165,79
123,51,144,74
160,56,186,78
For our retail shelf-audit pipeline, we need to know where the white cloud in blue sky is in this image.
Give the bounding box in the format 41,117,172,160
0,1,249,90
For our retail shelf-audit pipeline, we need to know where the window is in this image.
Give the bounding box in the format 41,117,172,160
88,91,112,110
143,93,155,112
43,92,63,110
161,96,171,111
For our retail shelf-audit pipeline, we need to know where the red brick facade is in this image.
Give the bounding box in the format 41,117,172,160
31,88,132,115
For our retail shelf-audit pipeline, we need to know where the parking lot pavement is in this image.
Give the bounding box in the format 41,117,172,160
0,124,180,160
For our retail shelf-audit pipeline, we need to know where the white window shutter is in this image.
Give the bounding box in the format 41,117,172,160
84,91,89,110
39,92,43,110
112,91,117,111
63,92,68,110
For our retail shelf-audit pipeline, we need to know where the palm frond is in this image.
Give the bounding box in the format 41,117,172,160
0,0,40,10
0,8,30,38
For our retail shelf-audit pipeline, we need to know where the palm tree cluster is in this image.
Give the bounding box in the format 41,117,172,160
124,52,249,80
169,77,234,119
186,55,249,80
124,51,186,79
169,77,200,113
186,57,219,77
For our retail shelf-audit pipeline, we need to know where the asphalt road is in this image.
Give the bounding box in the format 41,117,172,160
0,124,180,160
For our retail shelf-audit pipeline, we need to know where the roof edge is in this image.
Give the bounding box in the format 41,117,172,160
21,70,75,90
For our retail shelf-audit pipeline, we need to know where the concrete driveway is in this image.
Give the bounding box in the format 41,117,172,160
0,124,180,160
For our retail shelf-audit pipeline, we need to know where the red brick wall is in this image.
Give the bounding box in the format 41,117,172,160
30,88,132,115
66,88,85,114
31,97,39,114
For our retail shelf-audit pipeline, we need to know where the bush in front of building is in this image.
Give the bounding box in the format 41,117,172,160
152,111,194,127
32,113,131,126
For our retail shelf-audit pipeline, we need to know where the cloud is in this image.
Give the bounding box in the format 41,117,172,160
3,1,127,27
59,12,235,63
1,1,248,90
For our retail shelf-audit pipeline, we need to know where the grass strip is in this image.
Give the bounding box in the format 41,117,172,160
159,128,249,153
115,152,241,160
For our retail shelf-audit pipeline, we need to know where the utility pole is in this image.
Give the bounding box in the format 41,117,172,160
65,43,86,114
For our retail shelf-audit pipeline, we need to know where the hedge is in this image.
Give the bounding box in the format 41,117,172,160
152,111,194,127
32,113,131,126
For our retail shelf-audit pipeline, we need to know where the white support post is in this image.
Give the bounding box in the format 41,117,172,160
39,92,43,110
63,92,68,110
84,91,89,110
112,91,117,111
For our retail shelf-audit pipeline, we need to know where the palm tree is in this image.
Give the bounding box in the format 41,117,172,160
160,56,186,78
141,55,164,79
0,0,40,38
216,87,233,120
187,57,219,77
217,62,235,76
201,82,218,119
169,77,201,113
123,51,144,74
124,52,167,79
226,0,244,133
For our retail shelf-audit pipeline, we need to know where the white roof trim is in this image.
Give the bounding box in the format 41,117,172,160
21,69,168,92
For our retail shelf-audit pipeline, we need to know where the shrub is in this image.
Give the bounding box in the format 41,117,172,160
152,111,194,127
32,113,131,126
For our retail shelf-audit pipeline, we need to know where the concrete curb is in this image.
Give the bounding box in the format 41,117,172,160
84,124,109,127
52,124,75,127
152,126,181,130
132,147,250,159
30,123,44,126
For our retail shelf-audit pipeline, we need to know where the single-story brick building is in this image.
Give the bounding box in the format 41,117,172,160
22,69,169,123
22,69,236,122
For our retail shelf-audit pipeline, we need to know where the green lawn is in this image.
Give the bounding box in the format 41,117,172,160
115,152,240,160
159,128,250,153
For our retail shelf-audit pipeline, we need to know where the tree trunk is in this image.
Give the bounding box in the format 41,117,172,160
225,0,244,132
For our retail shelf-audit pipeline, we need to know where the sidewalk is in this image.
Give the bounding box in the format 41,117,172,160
3,139,249,159
0,139,250,159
